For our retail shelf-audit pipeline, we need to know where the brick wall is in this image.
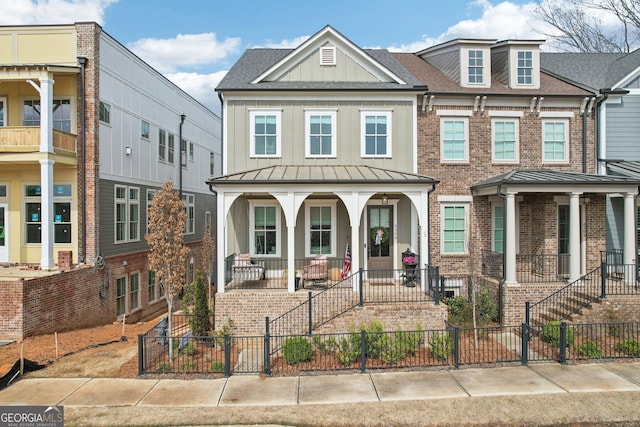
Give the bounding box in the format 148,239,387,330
501,282,568,325
578,295,640,323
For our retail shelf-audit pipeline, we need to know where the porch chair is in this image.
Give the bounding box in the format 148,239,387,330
301,255,329,287
231,253,266,283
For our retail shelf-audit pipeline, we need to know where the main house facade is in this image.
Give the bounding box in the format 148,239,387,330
0,23,221,337
213,26,640,330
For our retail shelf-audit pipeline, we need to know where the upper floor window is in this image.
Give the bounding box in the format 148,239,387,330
361,111,392,157
209,152,215,176
158,129,166,161
180,139,187,167
0,97,6,127
517,51,533,85
250,110,281,157
492,119,519,163
141,120,150,139
440,118,468,162
306,111,336,157
115,185,140,244
468,50,483,84
168,133,175,164
250,201,281,257
189,142,194,162
182,194,195,235
542,120,569,163
99,101,111,124
24,99,71,132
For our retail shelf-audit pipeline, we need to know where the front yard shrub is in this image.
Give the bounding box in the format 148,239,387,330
184,272,211,337
446,286,498,327
313,336,337,355
336,332,361,365
575,340,602,359
282,337,313,365
447,297,473,326
362,320,387,359
615,339,640,356
428,332,453,362
210,361,225,372
180,360,197,371
542,321,574,348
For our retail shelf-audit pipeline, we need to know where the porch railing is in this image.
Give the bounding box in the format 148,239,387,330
482,250,569,283
0,127,76,155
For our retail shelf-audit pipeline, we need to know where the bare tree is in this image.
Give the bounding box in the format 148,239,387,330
146,180,190,361
534,0,640,52
200,220,215,310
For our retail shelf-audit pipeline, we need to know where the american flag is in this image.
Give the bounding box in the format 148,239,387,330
341,243,351,279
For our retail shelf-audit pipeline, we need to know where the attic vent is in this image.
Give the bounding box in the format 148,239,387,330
320,46,336,66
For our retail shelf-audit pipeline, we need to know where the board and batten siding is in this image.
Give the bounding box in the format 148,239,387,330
605,95,640,161
226,98,415,174
279,45,379,82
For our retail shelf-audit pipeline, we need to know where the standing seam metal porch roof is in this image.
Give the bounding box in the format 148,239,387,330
472,169,640,190
207,165,438,185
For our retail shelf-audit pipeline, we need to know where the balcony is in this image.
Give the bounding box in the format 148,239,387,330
0,127,76,156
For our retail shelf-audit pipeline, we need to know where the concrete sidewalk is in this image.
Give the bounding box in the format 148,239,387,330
0,362,639,409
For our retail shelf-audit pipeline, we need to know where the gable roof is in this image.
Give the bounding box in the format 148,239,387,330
216,26,424,92
541,50,640,91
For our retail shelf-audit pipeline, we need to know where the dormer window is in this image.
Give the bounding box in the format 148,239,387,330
320,46,336,66
468,50,483,84
517,51,533,85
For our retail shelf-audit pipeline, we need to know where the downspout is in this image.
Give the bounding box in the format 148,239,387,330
77,56,87,263
217,92,224,175
595,92,609,175
427,182,437,266
581,97,588,173
497,185,506,325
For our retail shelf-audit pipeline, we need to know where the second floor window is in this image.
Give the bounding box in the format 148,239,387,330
141,120,150,139
99,101,111,124
492,119,519,163
250,110,281,157
441,118,468,162
115,185,140,244
362,112,391,157
306,111,336,157
24,99,71,132
182,194,195,234
468,50,483,84
158,129,166,161
543,120,568,163
517,51,533,85
168,134,175,164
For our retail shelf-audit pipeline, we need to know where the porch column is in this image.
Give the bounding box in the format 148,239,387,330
39,77,54,153
216,190,226,293
504,192,517,286
39,159,55,270
623,192,636,284
287,215,296,293
420,189,429,292
569,192,582,282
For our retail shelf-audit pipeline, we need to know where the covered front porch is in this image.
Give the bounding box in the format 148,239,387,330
472,170,640,286
208,165,438,293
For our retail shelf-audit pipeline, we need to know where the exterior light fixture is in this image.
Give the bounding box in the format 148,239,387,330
382,193,388,205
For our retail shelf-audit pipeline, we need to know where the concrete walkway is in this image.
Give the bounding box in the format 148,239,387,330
1,362,639,409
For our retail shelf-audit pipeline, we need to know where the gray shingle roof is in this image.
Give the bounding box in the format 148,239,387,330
472,169,640,189
541,50,640,91
216,48,424,91
207,165,438,185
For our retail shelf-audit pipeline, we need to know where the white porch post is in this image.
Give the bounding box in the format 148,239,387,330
39,77,54,153
39,159,55,270
569,192,582,283
420,190,429,291
504,192,517,286
623,192,636,284
287,209,296,293
216,190,227,293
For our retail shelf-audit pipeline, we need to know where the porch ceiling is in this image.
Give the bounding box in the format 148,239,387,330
207,165,438,186
471,169,640,196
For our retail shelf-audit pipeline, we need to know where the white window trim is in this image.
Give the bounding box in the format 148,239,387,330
0,97,7,127
360,111,392,158
304,200,337,257
440,202,470,255
462,48,490,88
249,200,281,257
305,110,337,158
129,271,141,313
99,101,111,125
440,117,469,163
515,49,534,86
539,112,574,118
491,118,520,164
492,204,504,253
249,109,282,158
114,184,140,244
182,193,195,235
542,119,570,164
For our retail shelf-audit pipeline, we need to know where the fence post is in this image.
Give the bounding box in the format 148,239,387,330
264,317,271,376
453,326,459,369
224,334,231,377
360,330,366,373
600,261,607,299
521,323,529,366
525,302,530,326
559,322,567,365
359,268,364,307
137,334,144,376
434,267,440,305
439,275,446,304
308,291,313,335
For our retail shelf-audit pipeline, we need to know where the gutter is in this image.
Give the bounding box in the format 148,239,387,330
427,182,437,267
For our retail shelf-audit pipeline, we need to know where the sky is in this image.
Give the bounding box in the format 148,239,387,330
0,0,590,114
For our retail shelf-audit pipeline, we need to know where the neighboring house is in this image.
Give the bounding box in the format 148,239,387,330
0,23,221,338
541,50,640,257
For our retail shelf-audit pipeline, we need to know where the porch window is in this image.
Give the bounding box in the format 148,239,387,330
115,185,140,244
305,201,337,257
24,184,72,244
0,97,6,126
442,204,467,254
24,99,72,132
250,110,281,157
493,205,504,253
492,119,519,163
250,201,281,256
542,120,568,162
440,118,468,162
306,111,336,157
361,111,392,157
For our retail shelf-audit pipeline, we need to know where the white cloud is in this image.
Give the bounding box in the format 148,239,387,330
127,33,241,74
388,1,549,52
165,71,228,114
0,0,116,25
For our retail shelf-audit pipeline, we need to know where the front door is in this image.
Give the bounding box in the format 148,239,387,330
0,204,7,263
558,205,569,277
368,206,393,270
